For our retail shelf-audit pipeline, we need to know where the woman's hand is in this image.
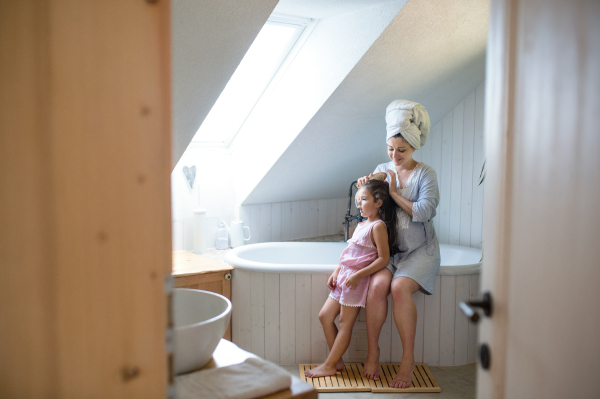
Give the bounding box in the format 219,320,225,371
387,169,397,195
357,174,373,189
327,272,339,290
345,272,362,290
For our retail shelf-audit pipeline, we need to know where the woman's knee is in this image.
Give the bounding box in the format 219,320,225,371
391,277,420,302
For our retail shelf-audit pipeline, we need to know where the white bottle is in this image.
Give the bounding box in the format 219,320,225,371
215,221,230,250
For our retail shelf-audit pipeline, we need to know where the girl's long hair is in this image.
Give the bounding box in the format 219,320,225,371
361,179,399,257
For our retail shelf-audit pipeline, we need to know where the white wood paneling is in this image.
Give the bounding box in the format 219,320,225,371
439,113,453,245
291,201,301,240
467,274,480,363
423,276,441,366
327,199,337,235
264,273,280,363
318,199,328,236
439,276,456,365
279,274,296,364
471,82,486,248
300,201,310,239
454,275,470,365
260,204,271,243
250,204,261,245
281,202,291,241
233,271,479,367
449,103,464,245
429,124,443,235
309,200,319,238
271,203,282,242
233,269,252,352
310,274,329,362
295,274,312,364
460,91,476,247
250,271,265,358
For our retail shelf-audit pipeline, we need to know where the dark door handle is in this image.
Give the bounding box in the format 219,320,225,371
459,291,493,323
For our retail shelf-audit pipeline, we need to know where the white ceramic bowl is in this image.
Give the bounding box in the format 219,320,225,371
173,288,232,375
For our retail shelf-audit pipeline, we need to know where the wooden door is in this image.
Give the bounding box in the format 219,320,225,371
0,1,172,397
478,0,600,398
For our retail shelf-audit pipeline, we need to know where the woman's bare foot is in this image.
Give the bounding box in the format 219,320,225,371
336,359,345,371
305,363,338,378
389,357,414,388
363,347,380,380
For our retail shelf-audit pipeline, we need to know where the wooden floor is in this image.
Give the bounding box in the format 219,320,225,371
299,363,440,393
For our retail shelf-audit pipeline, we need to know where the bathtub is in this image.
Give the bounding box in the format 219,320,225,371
225,242,481,367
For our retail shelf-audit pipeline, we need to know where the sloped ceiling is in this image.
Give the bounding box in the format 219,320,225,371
244,0,489,204
171,0,279,169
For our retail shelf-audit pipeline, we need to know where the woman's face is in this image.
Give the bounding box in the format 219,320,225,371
387,136,415,167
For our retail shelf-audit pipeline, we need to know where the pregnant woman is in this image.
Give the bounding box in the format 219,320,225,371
357,100,440,388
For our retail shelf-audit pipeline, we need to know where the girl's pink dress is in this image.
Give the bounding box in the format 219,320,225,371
329,220,385,307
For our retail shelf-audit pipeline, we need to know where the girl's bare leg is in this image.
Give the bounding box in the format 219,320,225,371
305,304,361,378
389,277,420,388
363,268,392,380
318,297,344,370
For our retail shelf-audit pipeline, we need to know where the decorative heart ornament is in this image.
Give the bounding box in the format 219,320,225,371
183,165,196,190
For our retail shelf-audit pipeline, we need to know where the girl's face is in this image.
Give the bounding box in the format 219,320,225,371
387,136,415,167
356,187,382,219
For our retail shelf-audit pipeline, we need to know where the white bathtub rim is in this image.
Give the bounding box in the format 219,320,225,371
224,242,481,275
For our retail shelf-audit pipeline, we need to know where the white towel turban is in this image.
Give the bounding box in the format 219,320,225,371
385,100,431,150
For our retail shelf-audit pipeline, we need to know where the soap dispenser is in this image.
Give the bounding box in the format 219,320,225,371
215,221,230,250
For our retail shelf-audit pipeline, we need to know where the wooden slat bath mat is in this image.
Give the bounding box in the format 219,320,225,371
369,363,441,393
299,363,371,392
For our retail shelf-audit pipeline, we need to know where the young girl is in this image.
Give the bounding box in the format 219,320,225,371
305,179,398,378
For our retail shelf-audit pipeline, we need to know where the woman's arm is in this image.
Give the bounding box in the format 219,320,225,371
387,169,415,216
345,223,390,289
411,168,440,222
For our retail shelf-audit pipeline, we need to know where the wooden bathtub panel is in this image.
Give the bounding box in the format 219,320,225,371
310,274,329,363
233,269,252,352
265,273,281,363
454,275,471,365
295,274,312,364
467,274,480,363
251,271,265,358
280,274,296,364
440,275,457,365
423,276,441,366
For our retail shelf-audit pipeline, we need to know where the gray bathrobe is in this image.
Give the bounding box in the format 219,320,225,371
373,161,441,294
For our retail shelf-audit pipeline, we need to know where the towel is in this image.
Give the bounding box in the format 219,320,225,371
385,100,431,149
175,357,292,399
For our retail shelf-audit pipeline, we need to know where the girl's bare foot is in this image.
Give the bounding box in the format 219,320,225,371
304,363,337,378
336,359,345,371
389,357,414,389
363,346,380,380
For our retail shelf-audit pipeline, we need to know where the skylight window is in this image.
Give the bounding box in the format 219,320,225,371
192,16,309,146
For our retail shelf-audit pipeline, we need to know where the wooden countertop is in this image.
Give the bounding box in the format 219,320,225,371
189,339,316,399
172,251,233,277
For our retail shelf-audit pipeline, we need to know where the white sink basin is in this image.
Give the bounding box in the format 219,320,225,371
173,288,232,375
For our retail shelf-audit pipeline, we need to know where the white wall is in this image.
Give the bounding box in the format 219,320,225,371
416,81,486,248
172,81,486,250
